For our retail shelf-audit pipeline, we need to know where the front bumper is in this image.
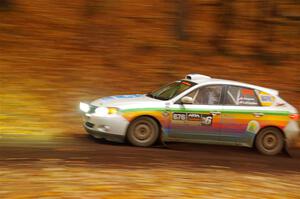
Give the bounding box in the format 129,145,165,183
82,112,129,143
84,125,125,143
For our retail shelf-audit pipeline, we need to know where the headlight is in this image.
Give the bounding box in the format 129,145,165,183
95,107,119,116
95,107,108,116
79,102,90,113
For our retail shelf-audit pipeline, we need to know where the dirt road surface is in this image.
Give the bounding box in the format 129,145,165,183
0,132,300,199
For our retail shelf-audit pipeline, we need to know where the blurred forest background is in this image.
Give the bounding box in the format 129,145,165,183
0,0,299,135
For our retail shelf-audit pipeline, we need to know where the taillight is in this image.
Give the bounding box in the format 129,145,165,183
289,114,299,120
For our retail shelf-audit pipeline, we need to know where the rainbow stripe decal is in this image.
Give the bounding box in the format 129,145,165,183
120,107,290,146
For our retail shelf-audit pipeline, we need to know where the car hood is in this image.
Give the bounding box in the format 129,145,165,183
90,94,162,108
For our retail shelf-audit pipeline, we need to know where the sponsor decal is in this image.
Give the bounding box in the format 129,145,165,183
114,94,143,99
200,114,213,126
101,94,143,102
172,113,213,126
101,96,114,101
241,88,255,96
261,95,272,102
172,113,186,121
238,96,258,105
187,113,202,121
257,91,274,106
246,120,260,134
237,88,259,105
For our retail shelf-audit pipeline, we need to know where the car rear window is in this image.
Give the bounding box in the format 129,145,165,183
225,86,260,106
256,91,275,106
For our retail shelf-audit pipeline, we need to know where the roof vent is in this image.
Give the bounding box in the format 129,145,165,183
185,74,211,81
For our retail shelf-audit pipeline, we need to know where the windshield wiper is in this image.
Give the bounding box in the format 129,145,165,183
146,92,169,100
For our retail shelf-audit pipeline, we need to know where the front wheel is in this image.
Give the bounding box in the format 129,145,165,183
127,117,159,147
255,127,284,155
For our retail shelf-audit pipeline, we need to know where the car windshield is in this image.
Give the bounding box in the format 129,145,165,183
146,80,196,101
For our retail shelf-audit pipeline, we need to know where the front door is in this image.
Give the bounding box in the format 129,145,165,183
168,85,224,142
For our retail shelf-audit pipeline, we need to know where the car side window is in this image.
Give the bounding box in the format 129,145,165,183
225,86,260,106
181,85,223,105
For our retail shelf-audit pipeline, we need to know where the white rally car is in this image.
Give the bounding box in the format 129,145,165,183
79,74,299,155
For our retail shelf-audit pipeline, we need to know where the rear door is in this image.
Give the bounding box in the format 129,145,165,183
220,85,262,145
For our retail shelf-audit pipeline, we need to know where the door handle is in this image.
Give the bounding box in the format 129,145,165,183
252,112,264,117
210,111,221,116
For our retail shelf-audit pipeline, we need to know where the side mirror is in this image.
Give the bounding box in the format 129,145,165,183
181,96,193,104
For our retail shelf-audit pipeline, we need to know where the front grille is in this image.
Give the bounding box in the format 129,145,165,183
85,122,94,128
88,105,97,114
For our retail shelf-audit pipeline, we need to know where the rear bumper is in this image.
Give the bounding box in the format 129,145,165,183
84,125,125,143
284,120,300,149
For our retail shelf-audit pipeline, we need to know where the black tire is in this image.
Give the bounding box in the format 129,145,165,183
255,127,284,155
127,116,159,147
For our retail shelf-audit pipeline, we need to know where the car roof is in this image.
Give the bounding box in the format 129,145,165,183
184,77,279,96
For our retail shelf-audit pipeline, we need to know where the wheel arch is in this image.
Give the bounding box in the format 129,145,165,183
125,115,163,138
253,125,286,147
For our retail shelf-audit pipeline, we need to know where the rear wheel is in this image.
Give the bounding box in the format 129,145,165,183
255,127,284,155
127,117,159,147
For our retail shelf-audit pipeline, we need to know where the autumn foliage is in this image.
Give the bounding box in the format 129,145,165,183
0,1,299,135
